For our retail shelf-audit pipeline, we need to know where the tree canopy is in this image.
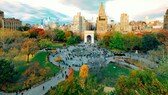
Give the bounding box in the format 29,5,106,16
115,70,167,95
0,59,16,83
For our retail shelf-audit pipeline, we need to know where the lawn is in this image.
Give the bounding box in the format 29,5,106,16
96,63,130,86
0,51,60,92
31,52,60,78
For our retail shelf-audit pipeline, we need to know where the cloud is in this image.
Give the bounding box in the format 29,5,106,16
0,0,69,24
105,0,168,22
58,0,109,14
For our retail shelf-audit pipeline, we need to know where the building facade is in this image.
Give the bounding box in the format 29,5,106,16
164,9,168,30
71,12,86,33
120,13,131,32
96,2,108,32
0,10,22,30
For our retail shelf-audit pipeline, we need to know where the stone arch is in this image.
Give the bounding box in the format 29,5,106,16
84,31,94,44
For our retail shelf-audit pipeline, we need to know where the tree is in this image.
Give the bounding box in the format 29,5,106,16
28,28,45,38
0,59,16,83
39,39,52,49
115,70,167,95
17,26,30,31
109,32,124,50
22,38,38,62
142,34,161,51
65,31,73,41
123,33,142,51
102,31,114,47
67,36,75,45
74,36,82,43
54,29,65,42
47,77,105,95
79,64,89,78
79,64,89,88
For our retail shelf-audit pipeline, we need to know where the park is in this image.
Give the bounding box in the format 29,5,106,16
0,28,168,95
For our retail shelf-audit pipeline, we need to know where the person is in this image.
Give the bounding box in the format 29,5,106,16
43,86,45,90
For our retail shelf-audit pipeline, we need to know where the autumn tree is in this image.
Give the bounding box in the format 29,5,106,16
115,70,167,95
79,64,89,88
22,38,38,62
102,31,114,47
47,77,105,95
80,64,89,78
28,28,45,38
64,31,73,41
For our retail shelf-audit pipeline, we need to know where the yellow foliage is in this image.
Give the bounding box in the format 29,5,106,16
79,64,89,78
55,57,63,62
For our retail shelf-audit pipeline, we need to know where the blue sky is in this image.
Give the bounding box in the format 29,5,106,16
0,0,168,24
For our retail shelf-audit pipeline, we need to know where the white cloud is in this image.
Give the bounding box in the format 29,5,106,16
105,0,168,22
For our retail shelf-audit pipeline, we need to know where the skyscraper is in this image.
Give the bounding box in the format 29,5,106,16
96,2,108,32
163,9,168,30
120,13,131,32
72,12,86,32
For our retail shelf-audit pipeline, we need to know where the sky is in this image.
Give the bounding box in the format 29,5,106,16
0,0,168,24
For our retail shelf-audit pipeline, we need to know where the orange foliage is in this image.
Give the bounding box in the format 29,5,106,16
39,69,47,76
28,28,45,36
66,66,74,80
79,64,89,78
64,31,73,41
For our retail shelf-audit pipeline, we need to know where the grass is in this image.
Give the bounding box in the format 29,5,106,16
74,71,79,78
0,51,60,92
96,63,130,86
31,52,60,78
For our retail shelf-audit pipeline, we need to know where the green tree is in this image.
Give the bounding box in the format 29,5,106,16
123,33,142,51
110,32,124,50
17,26,30,31
115,70,167,95
74,36,82,43
54,29,65,42
0,59,16,83
142,34,161,51
67,36,75,45
39,39,52,49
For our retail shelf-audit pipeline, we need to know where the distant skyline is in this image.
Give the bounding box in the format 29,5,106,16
0,0,168,24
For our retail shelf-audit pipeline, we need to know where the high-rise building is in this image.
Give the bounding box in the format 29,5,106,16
96,2,108,32
120,13,131,32
163,9,168,30
72,12,86,32
0,10,22,30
